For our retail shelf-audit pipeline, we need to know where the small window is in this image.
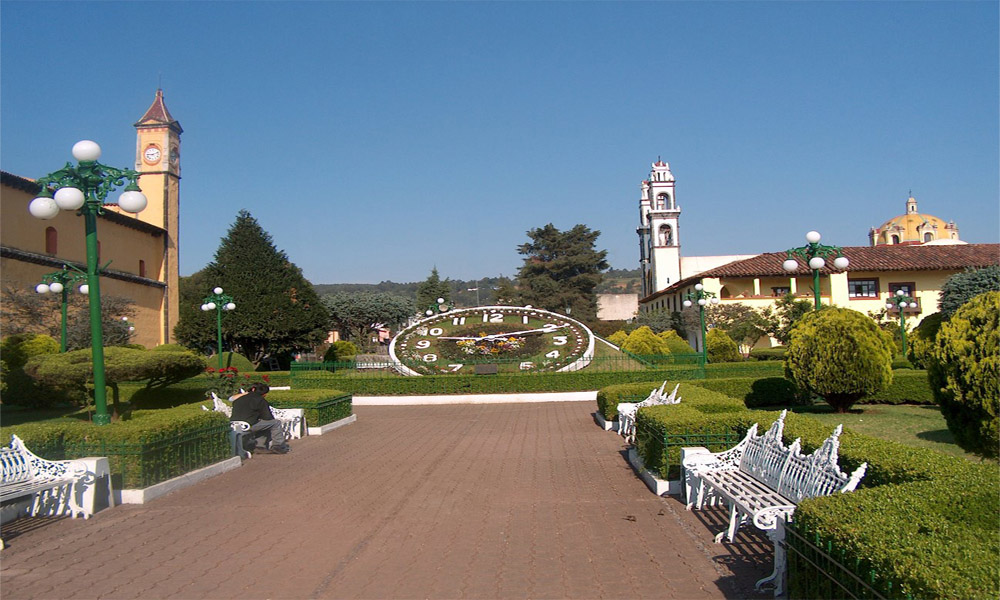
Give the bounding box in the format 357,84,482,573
848,278,879,298
889,282,915,296
45,227,57,254
924,232,933,242
890,234,899,244
771,286,790,297
139,260,146,278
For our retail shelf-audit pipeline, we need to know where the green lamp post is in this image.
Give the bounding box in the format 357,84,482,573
886,290,917,355
28,140,148,425
682,282,719,365
35,266,87,352
424,297,449,316
782,230,850,310
201,287,236,369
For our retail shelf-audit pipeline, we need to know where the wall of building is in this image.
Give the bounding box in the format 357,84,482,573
1,176,169,349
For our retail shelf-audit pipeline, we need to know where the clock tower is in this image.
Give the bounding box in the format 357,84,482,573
132,89,182,343
637,160,681,298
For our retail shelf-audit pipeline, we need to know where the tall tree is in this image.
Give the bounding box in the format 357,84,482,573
415,267,451,311
174,210,328,365
516,223,609,321
322,292,416,350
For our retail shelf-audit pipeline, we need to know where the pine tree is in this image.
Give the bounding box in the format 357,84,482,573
516,224,609,321
174,210,328,365
416,268,452,312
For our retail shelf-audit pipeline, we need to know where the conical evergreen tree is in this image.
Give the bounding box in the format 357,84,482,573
174,210,328,365
416,268,452,312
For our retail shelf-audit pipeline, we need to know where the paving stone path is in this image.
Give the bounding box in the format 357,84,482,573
1,402,771,599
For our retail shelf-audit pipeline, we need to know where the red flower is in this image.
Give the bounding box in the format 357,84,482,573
262,374,270,382
206,367,216,373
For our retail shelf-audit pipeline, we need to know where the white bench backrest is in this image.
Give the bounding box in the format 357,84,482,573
738,411,866,503
1,446,32,483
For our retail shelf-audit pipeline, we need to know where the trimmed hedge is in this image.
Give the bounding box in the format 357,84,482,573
268,390,352,427
858,369,935,405
687,376,808,408
747,347,787,361
791,463,999,599
0,405,230,489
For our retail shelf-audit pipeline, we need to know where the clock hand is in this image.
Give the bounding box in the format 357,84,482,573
481,325,569,339
436,336,482,340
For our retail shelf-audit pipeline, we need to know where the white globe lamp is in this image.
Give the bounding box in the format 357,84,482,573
54,187,86,210
29,196,60,219
72,140,101,162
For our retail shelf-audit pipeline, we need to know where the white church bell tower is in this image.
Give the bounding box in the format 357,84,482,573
637,160,681,298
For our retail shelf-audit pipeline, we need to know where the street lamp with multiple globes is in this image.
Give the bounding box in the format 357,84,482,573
201,287,236,370
682,282,720,365
28,140,148,425
886,290,917,355
35,266,87,352
782,230,850,310
425,297,448,316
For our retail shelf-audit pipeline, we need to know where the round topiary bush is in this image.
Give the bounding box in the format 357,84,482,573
658,329,695,355
907,312,946,369
606,330,628,347
706,328,742,363
621,326,668,355
927,291,999,458
323,340,359,362
0,333,61,407
785,307,894,413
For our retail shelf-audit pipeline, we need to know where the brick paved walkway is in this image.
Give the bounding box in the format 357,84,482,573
1,402,771,599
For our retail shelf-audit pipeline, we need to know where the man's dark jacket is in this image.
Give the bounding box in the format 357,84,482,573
230,392,274,425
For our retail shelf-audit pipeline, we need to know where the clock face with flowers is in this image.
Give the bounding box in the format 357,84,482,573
389,306,595,376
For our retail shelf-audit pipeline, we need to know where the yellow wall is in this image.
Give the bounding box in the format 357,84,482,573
1,179,170,348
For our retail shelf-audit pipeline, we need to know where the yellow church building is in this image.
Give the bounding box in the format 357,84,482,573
1,90,182,348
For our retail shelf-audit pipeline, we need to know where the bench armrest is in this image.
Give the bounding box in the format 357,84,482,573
753,505,796,531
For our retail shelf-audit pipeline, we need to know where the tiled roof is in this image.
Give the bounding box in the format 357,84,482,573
645,243,999,302
135,89,183,133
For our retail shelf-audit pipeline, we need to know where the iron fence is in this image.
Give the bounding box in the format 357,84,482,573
785,523,901,599
61,423,230,490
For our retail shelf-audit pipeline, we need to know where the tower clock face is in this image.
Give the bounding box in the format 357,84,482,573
143,145,162,164
389,305,595,376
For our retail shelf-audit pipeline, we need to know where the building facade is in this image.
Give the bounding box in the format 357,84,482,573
636,160,997,351
0,90,182,348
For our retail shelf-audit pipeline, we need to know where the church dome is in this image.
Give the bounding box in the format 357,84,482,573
869,195,960,246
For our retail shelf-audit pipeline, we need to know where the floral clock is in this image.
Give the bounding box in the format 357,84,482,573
388,305,595,376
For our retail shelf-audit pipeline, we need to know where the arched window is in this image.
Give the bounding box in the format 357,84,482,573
891,234,899,245
139,260,146,278
656,193,669,210
658,224,673,246
924,232,933,242
45,227,57,254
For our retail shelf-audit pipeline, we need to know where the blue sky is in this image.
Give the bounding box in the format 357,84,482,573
3,1,997,285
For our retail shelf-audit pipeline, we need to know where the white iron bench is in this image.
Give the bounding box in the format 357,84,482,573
617,381,681,444
1,434,91,522
682,410,867,596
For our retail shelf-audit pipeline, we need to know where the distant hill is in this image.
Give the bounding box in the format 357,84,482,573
313,268,641,305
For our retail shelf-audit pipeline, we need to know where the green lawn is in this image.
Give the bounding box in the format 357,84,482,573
791,403,990,462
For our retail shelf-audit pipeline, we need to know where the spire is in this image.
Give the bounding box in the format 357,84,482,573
135,89,183,133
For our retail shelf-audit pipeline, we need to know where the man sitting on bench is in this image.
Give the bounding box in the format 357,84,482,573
231,383,290,454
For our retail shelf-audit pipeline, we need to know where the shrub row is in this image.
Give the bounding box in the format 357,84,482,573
687,370,936,408
0,405,230,489
608,384,999,598
268,390,352,427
